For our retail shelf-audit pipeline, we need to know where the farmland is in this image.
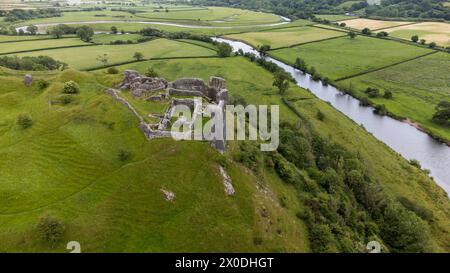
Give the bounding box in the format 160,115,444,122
338,52,450,141
224,26,345,49
338,18,412,30
379,22,450,47
8,39,217,70
0,2,449,254
0,37,89,54
270,35,432,80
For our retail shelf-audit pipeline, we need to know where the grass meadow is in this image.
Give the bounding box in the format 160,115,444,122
0,38,89,54
338,52,450,141
224,26,345,48
270,35,433,80
338,18,412,30
379,22,450,47
9,39,217,70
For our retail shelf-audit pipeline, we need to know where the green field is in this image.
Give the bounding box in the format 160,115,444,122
0,35,53,42
0,52,448,251
270,35,433,80
135,6,283,26
224,26,345,48
0,38,89,54
338,52,450,141
92,33,144,44
314,14,357,22
9,39,217,70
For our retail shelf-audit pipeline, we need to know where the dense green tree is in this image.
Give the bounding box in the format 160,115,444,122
111,26,118,34
411,35,419,43
76,25,94,42
217,42,233,57
294,57,307,72
26,25,38,35
348,31,357,39
258,44,271,56
273,71,290,95
133,52,144,61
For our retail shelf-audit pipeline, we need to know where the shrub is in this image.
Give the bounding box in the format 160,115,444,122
217,42,233,57
59,94,74,105
118,150,132,162
316,110,325,121
359,97,371,106
373,104,387,116
234,141,263,173
63,81,80,94
428,42,437,48
381,203,431,252
37,79,49,90
365,87,380,98
17,114,33,129
145,67,159,77
37,215,65,246
409,159,421,169
107,67,119,74
383,90,393,99
309,224,336,253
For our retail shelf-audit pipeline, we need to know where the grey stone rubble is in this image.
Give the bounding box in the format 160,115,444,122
24,74,33,87
106,70,229,152
219,166,235,196
160,188,176,202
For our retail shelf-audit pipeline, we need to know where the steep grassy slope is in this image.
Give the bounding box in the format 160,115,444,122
0,56,448,252
104,57,450,251
0,66,309,252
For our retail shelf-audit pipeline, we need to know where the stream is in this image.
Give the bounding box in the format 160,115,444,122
214,37,450,196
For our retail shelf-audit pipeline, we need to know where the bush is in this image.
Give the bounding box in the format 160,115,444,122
17,114,33,129
37,79,49,90
359,97,371,106
365,87,380,98
381,203,431,252
217,42,233,57
37,215,65,246
309,224,336,253
107,67,119,74
59,94,74,105
234,141,263,173
383,90,393,99
316,110,325,121
118,149,132,162
373,104,387,116
145,67,159,77
63,81,80,94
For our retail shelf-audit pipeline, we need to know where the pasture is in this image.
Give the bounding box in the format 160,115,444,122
224,26,345,48
338,18,411,30
380,22,450,46
270,35,433,80
91,33,144,44
338,52,450,141
0,58,312,252
9,39,217,70
0,38,89,55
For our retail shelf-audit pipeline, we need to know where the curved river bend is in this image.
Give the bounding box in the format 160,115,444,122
214,38,450,196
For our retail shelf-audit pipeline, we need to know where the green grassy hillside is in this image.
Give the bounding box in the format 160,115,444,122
0,51,448,252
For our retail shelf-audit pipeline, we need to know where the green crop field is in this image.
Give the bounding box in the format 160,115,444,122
338,52,450,141
270,36,433,80
224,26,345,48
9,39,217,70
0,38,89,54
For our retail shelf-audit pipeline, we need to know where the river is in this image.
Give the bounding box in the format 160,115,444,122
214,38,450,196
